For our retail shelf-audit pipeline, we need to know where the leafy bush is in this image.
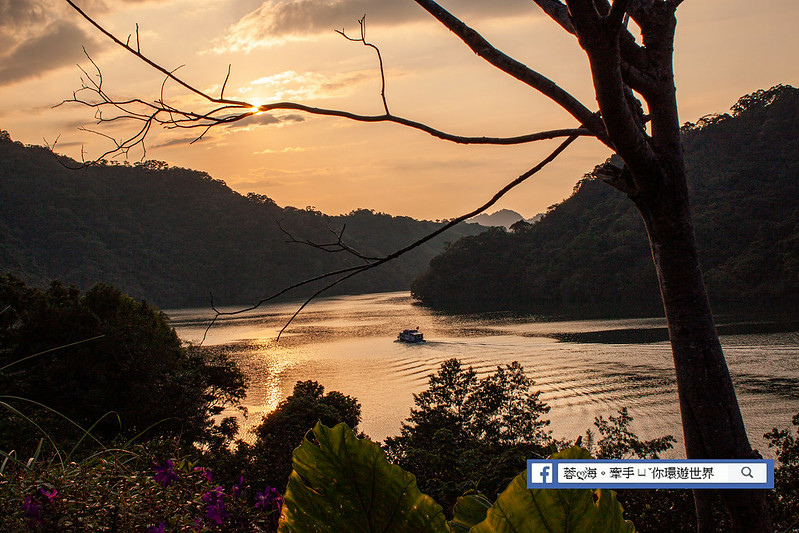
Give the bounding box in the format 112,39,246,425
383,359,552,512
587,407,676,459
765,411,799,531
0,275,246,453
235,380,361,491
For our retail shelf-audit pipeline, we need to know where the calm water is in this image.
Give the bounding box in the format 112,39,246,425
168,292,799,457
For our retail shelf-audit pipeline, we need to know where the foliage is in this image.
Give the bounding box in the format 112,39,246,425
237,380,361,491
579,408,699,533
383,359,551,513
449,494,492,532
471,446,634,533
0,275,246,452
589,408,676,460
0,444,282,532
279,422,448,532
765,411,799,531
412,85,799,315
280,423,634,533
0,131,484,308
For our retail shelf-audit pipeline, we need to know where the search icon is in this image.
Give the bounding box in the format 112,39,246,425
741,466,754,478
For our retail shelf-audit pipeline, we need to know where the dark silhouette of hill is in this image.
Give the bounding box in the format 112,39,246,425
411,85,799,315
0,132,483,308
469,209,525,229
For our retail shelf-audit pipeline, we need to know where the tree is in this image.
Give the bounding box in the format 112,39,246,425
383,359,552,512
240,380,361,490
60,0,769,529
0,274,246,450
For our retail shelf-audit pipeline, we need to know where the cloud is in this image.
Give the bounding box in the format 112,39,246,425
245,70,373,100
225,112,305,130
151,135,209,149
0,0,46,27
253,146,307,155
216,0,534,52
0,20,104,87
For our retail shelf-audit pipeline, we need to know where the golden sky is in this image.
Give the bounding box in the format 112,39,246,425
1,0,797,220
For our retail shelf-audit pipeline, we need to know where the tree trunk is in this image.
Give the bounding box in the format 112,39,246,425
633,166,772,532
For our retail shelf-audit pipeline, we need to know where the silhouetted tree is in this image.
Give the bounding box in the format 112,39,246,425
60,0,770,528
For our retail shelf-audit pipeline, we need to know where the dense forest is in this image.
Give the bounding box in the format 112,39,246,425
0,135,483,308
412,85,799,315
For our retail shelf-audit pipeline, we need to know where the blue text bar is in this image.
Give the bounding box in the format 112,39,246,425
527,459,774,489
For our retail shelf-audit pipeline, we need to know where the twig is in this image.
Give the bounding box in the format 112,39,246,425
336,15,390,114
59,2,594,163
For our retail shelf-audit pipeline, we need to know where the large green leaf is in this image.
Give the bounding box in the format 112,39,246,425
449,494,492,532
278,422,449,533
470,446,635,533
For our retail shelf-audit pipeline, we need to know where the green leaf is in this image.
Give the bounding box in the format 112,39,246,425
470,446,635,533
449,494,492,532
278,422,449,533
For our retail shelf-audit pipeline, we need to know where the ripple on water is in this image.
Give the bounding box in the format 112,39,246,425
170,292,799,455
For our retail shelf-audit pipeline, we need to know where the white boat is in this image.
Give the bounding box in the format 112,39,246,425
398,328,424,343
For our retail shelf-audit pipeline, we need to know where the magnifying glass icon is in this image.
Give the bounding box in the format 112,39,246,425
741,466,754,478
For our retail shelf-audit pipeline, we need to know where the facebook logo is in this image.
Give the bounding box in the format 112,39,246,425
528,461,556,487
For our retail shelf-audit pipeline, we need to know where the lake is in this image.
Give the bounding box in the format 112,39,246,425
168,292,799,457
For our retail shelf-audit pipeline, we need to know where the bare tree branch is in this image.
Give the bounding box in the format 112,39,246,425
66,0,248,108
564,0,658,182
532,0,654,95
60,1,592,163
413,0,607,142
201,133,579,342
335,15,389,115
277,220,380,262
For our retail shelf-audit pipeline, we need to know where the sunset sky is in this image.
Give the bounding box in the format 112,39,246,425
1,0,797,220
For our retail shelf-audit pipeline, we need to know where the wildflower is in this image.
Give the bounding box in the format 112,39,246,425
146,522,166,533
40,487,58,504
231,475,245,499
153,459,179,487
22,495,42,524
193,466,213,482
201,486,228,525
255,486,282,511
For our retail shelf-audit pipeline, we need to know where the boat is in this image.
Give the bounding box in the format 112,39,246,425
398,328,424,343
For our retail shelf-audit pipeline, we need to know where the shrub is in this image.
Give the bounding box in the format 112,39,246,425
383,359,552,512
237,380,361,491
0,274,246,454
765,411,799,530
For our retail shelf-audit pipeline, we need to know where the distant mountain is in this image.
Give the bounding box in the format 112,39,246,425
0,131,484,308
468,209,544,229
411,85,799,315
469,209,525,229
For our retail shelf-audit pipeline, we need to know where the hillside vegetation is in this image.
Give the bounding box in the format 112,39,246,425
0,135,482,308
411,85,799,315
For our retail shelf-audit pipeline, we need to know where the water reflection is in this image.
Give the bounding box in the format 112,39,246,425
168,292,799,457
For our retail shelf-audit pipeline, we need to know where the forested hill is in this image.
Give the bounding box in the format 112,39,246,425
411,85,799,315
0,133,484,308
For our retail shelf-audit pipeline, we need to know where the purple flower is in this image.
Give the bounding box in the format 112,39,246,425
22,495,42,524
193,466,213,482
255,486,284,515
153,459,179,487
201,486,229,525
146,522,166,533
40,488,58,504
231,475,245,499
